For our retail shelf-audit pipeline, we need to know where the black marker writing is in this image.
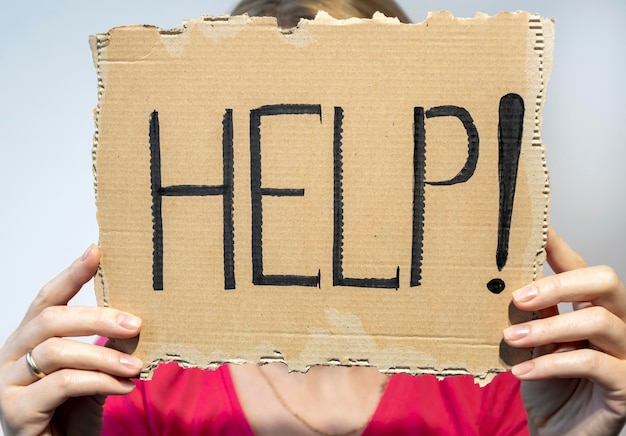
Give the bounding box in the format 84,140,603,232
333,107,400,289
487,93,525,294
411,106,480,286
250,104,322,287
149,95,524,293
150,110,235,291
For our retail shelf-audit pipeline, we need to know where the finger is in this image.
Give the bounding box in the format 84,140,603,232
3,306,141,359
511,265,626,319
545,227,587,273
35,369,136,406
5,369,136,430
20,245,100,328
511,348,626,392
524,305,563,358
504,306,626,359
8,338,143,386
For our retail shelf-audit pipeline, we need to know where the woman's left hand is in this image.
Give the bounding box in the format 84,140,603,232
504,227,626,435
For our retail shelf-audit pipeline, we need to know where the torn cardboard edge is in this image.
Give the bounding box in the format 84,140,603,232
92,10,552,383
105,337,506,384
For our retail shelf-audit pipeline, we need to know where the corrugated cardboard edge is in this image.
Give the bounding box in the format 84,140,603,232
528,13,553,277
91,11,553,385
527,12,554,308
89,32,107,309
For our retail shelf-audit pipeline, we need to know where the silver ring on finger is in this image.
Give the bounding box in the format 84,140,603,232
25,349,47,379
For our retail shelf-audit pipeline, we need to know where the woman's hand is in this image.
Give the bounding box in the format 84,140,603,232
0,245,143,436
504,228,626,435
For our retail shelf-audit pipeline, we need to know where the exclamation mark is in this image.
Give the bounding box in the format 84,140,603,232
487,93,525,294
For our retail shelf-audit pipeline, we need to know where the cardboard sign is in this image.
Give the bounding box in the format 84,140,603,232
92,11,553,379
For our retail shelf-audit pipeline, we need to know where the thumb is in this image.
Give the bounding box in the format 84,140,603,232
20,245,100,328
545,227,587,274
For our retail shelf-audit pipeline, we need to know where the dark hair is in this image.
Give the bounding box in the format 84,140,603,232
230,0,411,28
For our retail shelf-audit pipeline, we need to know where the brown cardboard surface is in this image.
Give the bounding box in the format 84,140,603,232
92,11,552,380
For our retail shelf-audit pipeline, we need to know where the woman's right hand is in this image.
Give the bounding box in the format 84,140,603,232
0,245,143,436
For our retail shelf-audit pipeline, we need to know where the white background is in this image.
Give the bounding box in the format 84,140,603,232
0,0,624,431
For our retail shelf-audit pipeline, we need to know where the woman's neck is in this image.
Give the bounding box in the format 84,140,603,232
229,362,388,436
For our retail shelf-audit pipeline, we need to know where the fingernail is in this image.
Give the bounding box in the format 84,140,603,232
512,360,534,376
120,354,143,369
512,285,537,303
116,313,142,330
503,324,530,341
120,378,137,390
81,244,95,261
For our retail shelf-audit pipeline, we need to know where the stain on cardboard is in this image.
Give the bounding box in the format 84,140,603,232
92,11,553,380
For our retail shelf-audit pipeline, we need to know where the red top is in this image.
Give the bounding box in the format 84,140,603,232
102,362,528,435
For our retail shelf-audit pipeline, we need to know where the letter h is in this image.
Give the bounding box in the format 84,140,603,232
149,110,235,291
